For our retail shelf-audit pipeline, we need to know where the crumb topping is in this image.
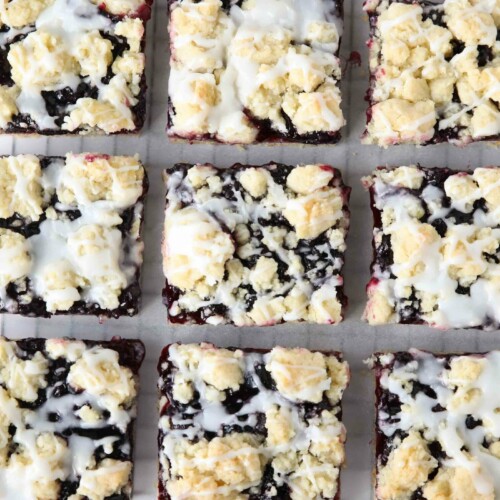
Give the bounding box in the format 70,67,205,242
0,337,142,500
68,346,136,407
378,431,438,499
372,350,500,500
266,347,332,403
159,343,349,500
0,229,32,294
168,434,265,498
0,154,146,317
364,0,500,146
168,0,344,143
283,187,343,239
0,0,53,28
0,0,150,135
57,154,145,208
363,165,500,329
77,458,133,499
163,163,350,326
0,155,44,220
163,207,234,292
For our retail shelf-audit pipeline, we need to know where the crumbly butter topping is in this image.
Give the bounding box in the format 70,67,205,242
0,154,45,220
168,0,344,143
372,350,500,500
163,163,350,325
363,165,500,329
364,0,500,146
0,154,145,315
0,229,32,296
0,337,140,500
0,0,149,134
159,343,349,500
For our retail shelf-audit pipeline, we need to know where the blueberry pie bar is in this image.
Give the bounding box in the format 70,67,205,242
162,163,351,325
0,0,153,135
0,336,145,499
369,349,500,500
363,0,500,146
363,165,499,329
158,343,349,500
167,0,345,144
0,153,147,318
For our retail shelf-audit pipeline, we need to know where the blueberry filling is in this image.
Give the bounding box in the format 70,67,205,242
0,5,149,134
42,84,99,126
375,234,394,272
365,0,500,144
431,218,448,237
369,166,497,326
163,163,350,325
0,155,146,318
465,415,482,429
2,338,144,499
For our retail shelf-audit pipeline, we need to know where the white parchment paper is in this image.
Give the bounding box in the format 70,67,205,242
1,0,499,498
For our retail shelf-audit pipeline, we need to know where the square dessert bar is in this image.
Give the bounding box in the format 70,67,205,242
0,336,145,499
363,0,500,146
158,343,349,500
0,0,153,135
0,153,147,318
363,165,500,329
162,163,351,325
369,349,500,500
167,0,345,144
